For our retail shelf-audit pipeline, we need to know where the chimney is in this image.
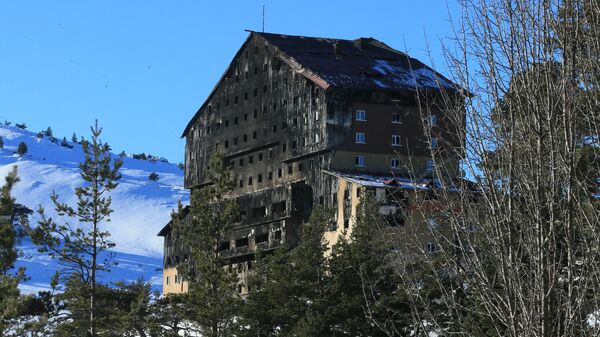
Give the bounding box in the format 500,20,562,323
353,37,372,51
333,40,342,60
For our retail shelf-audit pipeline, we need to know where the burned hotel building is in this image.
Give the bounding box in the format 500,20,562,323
159,31,465,295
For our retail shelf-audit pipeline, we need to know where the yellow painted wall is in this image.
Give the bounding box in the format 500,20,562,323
163,267,188,295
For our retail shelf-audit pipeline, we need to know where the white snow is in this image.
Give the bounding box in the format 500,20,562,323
0,123,189,293
0,124,188,257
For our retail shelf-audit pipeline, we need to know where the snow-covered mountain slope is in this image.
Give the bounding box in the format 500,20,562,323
0,123,189,292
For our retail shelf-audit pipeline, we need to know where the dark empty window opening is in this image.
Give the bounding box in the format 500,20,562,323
234,117,239,125
319,196,325,205
238,179,243,188
258,174,263,183
298,163,304,172
282,143,287,152
263,106,268,115
253,88,257,97
243,134,248,142
292,140,297,149
253,110,258,119
225,120,229,127
235,238,248,248
219,241,231,251
278,169,283,178
253,131,257,140
293,118,298,126
288,165,293,175
249,155,253,164
272,201,286,214
252,206,267,218
254,66,258,74
234,137,238,145
263,84,267,93
224,141,229,149
282,122,287,130
357,188,361,198
234,96,239,104
245,71,248,79
255,233,269,244
239,158,244,167
244,93,248,100
344,219,349,229
272,125,277,133
274,230,282,241
268,171,273,180
226,99,230,106
248,176,253,185
258,152,263,161
244,113,248,121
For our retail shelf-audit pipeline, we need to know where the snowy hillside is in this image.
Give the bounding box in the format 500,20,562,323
0,123,189,292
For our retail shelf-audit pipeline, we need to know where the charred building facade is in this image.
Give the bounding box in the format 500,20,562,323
159,32,464,295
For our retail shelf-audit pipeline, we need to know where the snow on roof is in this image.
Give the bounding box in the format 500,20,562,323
325,170,479,192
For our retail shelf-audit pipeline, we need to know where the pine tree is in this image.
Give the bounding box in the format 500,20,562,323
15,123,26,129
45,127,53,137
148,172,159,182
0,167,26,334
240,207,332,336
29,121,122,337
0,136,4,149
16,142,27,156
172,151,240,337
71,133,78,143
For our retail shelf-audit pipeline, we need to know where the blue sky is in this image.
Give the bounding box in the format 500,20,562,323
0,1,460,163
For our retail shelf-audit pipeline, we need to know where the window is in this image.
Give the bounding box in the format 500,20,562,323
258,152,263,161
392,113,401,123
268,171,273,180
431,138,438,149
166,276,170,285
426,243,438,254
238,179,243,188
243,134,248,142
298,163,304,172
244,113,248,121
272,125,277,133
278,168,283,178
224,140,229,149
225,120,229,127
239,158,244,167
392,135,401,146
288,165,293,175
282,143,287,152
355,132,366,144
175,274,179,284
267,149,273,158
355,109,366,121
426,217,439,229
430,115,437,126
248,176,253,186
355,155,366,167
233,137,238,146
258,174,263,183
253,131,257,140
292,140,297,149
426,160,435,171
249,155,253,164
390,158,400,169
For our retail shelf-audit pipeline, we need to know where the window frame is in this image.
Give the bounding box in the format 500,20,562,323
355,155,366,167
355,109,367,121
392,135,401,146
355,132,366,144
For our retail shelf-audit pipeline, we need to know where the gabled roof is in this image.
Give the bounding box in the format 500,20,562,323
183,31,461,138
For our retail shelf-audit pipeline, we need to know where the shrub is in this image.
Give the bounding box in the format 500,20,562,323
148,172,159,182
16,142,27,155
15,123,26,129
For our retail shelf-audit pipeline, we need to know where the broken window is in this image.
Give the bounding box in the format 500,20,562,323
252,206,266,218
236,238,248,248
272,201,286,214
219,241,231,251
255,233,269,244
